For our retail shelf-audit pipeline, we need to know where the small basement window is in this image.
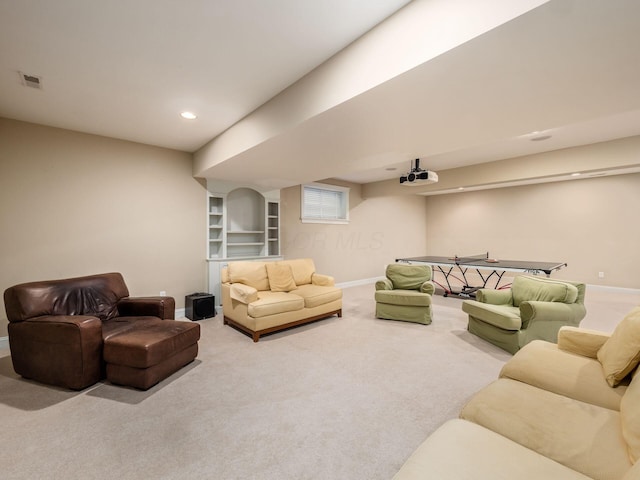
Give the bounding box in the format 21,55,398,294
301,183,349,224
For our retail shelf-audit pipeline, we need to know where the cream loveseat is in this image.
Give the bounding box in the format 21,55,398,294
221,258,342,341
394,307,640,480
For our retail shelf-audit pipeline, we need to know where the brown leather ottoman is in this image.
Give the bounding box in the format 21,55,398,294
103,320,200,390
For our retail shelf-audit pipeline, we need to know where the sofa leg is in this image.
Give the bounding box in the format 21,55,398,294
337,309,342,318
252,332,260,342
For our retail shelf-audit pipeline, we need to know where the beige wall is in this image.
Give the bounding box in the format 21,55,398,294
280,172,640,291
423,173,640,289
0,118,207,336
280,180,428,283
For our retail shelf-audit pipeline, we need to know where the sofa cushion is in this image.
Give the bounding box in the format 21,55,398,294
386,264,431,290
102,316,160,341
279,258,315,286
393,419,592,480
621,368,640,464
622,462,640,480
462,300,522,331
265,263,297,292
247,291,304,318
511,276,579,307
598,307,640,387
228,261,270,291
460,378,632,480
500,340,627,411
103,320,200,369
290,284,342,309
375,289,431,307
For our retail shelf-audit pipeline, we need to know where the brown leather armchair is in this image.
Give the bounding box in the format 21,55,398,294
4,272,199,390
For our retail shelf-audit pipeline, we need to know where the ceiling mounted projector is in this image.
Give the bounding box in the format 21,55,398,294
399,158,438,186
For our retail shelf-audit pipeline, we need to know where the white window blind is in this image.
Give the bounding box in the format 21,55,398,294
301,183,349,224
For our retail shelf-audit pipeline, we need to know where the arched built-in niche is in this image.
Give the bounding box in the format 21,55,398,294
226,188,266,258
226,188,265,231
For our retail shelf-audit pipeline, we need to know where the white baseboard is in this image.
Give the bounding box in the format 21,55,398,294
175,308,186,320
337,276,384,289
586,284,640,295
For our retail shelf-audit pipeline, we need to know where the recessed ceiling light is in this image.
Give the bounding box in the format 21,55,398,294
180,111,197,120
521,130,553,141
530,135,552,142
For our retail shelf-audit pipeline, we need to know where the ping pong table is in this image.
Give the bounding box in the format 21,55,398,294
395,253,567,298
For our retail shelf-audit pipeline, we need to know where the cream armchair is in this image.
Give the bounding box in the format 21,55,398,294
375,264,435,325
462,275,586,354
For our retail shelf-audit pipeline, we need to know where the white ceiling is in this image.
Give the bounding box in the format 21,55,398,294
2,0,640,186
0,0,411,152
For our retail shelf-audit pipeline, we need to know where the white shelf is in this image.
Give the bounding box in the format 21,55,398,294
228,230,264,234
228,242,265,246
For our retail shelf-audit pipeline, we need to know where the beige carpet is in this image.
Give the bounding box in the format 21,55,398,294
0,284,637,480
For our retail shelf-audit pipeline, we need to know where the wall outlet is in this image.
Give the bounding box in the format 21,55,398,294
160,290,167,296
598,272,605,279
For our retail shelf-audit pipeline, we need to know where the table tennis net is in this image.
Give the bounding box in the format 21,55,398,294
454,253,490,264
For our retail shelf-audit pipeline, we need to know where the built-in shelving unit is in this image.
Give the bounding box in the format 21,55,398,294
206,181,282,304
267,202,280,256
207,196,224,259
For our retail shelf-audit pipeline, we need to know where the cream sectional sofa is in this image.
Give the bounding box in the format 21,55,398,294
394,307,640,480
221,258,342,341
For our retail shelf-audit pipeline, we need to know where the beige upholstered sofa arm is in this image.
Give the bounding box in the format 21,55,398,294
557,326,610,359
312,273,335,287
229,283,258,304
376,278,393,290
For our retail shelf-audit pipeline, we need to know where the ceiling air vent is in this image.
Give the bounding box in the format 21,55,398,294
20,72,42,89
